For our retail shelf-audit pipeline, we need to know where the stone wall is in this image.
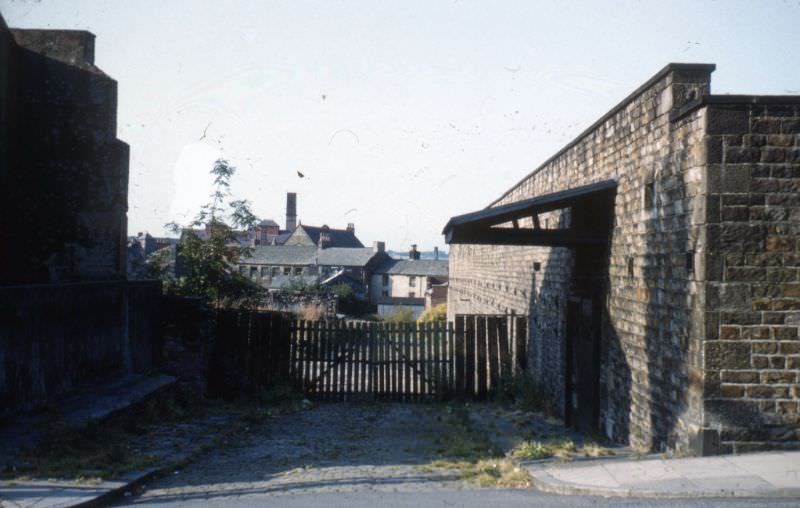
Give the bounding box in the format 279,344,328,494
0,18,129,284
449,65,800,454
0,281,162,418
698,98,800,452
448,64,714,453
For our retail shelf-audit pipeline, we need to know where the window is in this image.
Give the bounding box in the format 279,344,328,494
686,251,695,274
627,257,634,277
382,274,389,286
271,266,280,276
249,266,257,278
381,290,389,297
409,275,416,287
261,266,268,277
283,266,291,275
239,265,247,274
644,179,655,209
294,266,303,275
408,291,415,298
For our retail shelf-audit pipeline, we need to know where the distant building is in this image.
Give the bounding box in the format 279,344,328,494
283,224,364,249
238,241,389,294
370,245,449,319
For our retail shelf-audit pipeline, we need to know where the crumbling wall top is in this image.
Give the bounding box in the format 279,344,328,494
11,28,96,68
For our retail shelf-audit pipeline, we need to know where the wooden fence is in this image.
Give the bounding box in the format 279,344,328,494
212,311,527,401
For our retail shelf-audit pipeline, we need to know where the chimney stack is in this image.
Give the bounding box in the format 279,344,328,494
346,223,355,233
319,225,331,249
286,192,297,231
434,246,439,260
409,244,420,260
373,241,385,253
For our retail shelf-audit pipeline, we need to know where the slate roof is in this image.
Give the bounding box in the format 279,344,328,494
258,219,280,227
298,225,364,248
243,246,382,267
317,248,381,267
272,232,291,245
244,246,317,265
373,259,449,277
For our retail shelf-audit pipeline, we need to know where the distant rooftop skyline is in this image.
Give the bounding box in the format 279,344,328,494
3,0,800,250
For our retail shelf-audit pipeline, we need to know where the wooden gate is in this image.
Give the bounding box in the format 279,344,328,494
212,310,527,401
289,314,527,401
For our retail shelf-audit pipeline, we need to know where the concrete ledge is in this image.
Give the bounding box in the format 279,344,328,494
524,451,800,499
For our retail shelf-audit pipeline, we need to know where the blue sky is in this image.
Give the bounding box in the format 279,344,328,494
3,0,800,250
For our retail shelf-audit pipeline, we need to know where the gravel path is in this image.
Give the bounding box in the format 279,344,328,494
126,403,471,504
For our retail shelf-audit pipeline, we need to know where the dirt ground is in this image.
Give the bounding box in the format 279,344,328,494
123,401,613,504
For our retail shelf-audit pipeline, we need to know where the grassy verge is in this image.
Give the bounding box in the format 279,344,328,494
510,438,615,461
5,384,309,483
423,405,532,488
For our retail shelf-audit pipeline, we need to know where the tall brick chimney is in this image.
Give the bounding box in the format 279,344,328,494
286,192,297,231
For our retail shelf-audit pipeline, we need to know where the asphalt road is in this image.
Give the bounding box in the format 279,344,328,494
120,488,800,507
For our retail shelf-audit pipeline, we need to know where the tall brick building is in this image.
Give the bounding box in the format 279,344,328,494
445,64,800,455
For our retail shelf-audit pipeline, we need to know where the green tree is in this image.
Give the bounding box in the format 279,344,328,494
164,158,261,308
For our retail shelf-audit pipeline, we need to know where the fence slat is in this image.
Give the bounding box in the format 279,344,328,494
465,316,476,398
455,316,465,396
488,316,500,395
498,316,511,381
447,321,454,394
476,316,488,399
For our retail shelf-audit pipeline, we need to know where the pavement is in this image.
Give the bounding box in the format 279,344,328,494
524,450,800,499
2,401,799,507
0,374,176,470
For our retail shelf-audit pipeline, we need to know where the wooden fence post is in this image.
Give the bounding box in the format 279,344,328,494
515,316,528,374
465,315,476,399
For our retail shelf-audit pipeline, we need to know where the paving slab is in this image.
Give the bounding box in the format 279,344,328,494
524,450,800,499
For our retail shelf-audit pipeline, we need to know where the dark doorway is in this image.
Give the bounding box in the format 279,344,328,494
565,296,601,434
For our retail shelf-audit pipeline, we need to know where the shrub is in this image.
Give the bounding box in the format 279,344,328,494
418,303,447,323
383,307,415,323
299,304,325,321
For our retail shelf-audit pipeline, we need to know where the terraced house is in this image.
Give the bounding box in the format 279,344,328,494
444,63,800,456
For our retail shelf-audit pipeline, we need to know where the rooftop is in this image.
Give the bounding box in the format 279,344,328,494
373,259,449,277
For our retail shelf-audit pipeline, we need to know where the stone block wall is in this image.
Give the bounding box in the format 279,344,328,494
449,64,714,453
700,98,800,452
0,17,129,284
0,281,162,418
449,65,800,454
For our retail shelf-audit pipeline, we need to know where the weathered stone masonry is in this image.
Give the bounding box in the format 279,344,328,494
1,23,129,284
447,64,800,455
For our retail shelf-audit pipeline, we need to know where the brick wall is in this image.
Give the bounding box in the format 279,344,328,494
449,64,714,453
701,99,800,452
